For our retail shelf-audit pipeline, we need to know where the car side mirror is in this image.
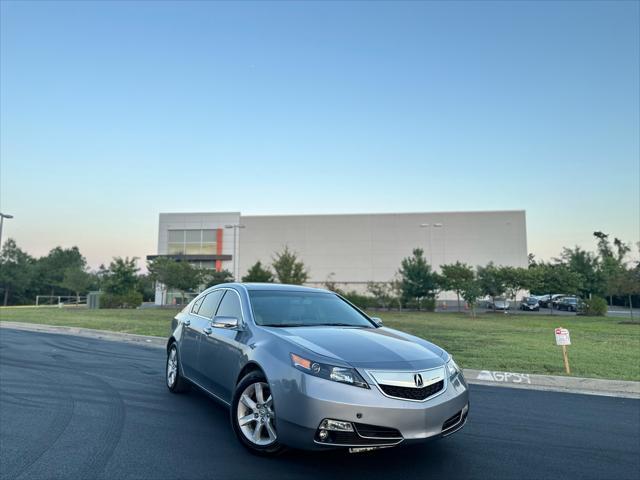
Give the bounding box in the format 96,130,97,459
212,316,239,329
371,317,383,327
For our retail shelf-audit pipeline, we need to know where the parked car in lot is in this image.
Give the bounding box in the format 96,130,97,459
487,298,510,311
551,295,568,309
537,294,565,308
556,296,583,312
519,297,540,311
166,283,469,455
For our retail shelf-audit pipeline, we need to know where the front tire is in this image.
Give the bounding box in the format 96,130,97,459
231,371,285,456
166,343,190,393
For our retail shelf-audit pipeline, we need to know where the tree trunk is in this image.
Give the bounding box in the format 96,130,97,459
549,292,553,315
629,294,634,319
76,292,80,304
456,292,461,312
3,288,9,306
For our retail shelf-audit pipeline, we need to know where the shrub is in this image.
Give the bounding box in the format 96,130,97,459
582,296,608,316
341,290,376,310
101,291,143,309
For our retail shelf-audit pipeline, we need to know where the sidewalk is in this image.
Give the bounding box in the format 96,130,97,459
2,321,639,399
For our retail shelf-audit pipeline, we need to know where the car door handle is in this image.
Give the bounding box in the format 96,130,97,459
203,327,212,335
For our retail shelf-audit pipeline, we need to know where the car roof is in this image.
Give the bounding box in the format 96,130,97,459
234,283,332,294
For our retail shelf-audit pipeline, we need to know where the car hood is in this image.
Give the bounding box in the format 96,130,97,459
265,326,446,370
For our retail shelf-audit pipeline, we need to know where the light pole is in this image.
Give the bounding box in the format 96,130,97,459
0,213,14,247
225,224,246,281
419,222,443,265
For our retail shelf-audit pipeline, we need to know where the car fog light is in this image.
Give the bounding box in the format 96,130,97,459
318,429,329,441
320,419,354,432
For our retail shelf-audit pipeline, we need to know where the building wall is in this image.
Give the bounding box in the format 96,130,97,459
154,212,240,304
238,210,528,290
154,210,528,302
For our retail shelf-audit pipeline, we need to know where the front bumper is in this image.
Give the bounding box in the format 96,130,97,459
272,369,469,450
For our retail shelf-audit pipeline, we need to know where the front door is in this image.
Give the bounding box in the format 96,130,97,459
181,290,223,383
199,289,246,403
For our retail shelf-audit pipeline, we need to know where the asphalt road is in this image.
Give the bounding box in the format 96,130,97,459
1,329,638,480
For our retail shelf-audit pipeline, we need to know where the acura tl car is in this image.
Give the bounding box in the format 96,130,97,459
165,283,469,455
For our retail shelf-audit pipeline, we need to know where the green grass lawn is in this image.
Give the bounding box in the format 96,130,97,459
1,307,638,381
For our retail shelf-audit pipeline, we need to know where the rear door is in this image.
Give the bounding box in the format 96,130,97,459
180,290,224,382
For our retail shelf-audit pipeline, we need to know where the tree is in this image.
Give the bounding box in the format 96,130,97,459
477,262,505,305
593,232,631,305
440,262,474,312
36,246,85,297
272,247,309,285
0,239,35,306
101,257,142,308
499,266,529,306
242,261,274,283
205,269,234,288
460,276,483,318
559,246,604,298
398,248,439,310
60,266,91,303
609,268,640,318
148,257,203,305
526,263,583,315
366,281,394,310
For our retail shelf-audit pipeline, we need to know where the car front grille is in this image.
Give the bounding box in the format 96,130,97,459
378,379,445,401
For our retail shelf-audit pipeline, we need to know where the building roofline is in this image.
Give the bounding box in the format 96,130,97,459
239,209,526,218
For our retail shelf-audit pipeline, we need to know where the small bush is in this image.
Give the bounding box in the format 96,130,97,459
582,296,608,316
101,291,143,309
341,291,376,310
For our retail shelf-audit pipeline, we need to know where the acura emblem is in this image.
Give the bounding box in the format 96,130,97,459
414,373,424,387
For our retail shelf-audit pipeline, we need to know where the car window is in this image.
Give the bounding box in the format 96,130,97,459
215,290,243,320
191,295,205,314
197,290,224,319
249,291,374,327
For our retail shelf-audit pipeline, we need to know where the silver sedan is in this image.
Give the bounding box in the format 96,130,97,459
166,283,469,455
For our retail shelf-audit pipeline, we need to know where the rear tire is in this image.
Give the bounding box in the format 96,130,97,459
166,343,190,393
231,371,285,456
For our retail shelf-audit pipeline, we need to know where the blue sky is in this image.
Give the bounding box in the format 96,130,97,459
1,1,638,268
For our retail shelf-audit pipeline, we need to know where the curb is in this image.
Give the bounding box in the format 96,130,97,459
0,321,167,349
2,321,639,399
464,369,640,399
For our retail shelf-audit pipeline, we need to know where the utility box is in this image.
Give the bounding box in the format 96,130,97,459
87,291,102,309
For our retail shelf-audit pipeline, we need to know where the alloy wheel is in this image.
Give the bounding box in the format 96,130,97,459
167,347,178,388
236,382,276,446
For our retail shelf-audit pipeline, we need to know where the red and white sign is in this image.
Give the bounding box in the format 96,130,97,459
555,327,571,346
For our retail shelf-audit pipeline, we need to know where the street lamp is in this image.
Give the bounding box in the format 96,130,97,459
0,213,14,247
225,224,246,281
419,222,443,265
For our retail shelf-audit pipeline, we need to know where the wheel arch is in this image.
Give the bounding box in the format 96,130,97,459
236,361,266,386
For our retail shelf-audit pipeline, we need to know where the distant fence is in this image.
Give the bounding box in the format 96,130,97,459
35,295,87,307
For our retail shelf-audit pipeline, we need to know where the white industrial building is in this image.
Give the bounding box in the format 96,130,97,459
149,210,528,305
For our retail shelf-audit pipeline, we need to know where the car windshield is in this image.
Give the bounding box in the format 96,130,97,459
527,298,538,304
248,291,374,328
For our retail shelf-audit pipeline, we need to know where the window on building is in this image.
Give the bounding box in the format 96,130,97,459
167,229,217,255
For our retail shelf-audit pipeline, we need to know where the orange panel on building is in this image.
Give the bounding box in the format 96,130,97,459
215,228,223,271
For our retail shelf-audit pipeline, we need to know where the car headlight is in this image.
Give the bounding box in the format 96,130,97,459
447,356,462,381
290,353,369,389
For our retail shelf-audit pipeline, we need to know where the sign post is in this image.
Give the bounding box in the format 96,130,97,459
554,327,571,374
